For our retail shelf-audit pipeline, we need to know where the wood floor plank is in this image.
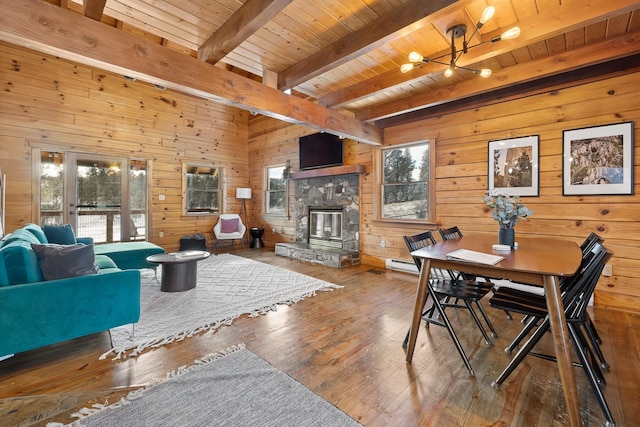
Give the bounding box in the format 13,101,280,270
0,248,638,426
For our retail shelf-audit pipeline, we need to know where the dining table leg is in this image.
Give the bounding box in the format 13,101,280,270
406,259,431,363
543,274,583,427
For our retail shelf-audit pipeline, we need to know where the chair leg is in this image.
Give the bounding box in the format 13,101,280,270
568,324,616,426
583,320,610,370
475,300,498,338
493,316,550,388
463,300,492,345
505,316,539,354
433,294,475,376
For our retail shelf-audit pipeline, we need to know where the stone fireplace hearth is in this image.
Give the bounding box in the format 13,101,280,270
275,165,364,268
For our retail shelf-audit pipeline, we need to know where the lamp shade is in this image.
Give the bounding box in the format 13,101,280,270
236,188,252,199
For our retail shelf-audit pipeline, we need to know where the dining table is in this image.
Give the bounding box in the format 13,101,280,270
406,233,584,427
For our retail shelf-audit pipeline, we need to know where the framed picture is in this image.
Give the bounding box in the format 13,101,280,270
563,122,634,195
488,135,539,196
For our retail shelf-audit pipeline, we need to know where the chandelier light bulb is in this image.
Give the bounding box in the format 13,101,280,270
479,68,492,78
400,63,415,74
443,67,454,78
479,6,495,25
408,51,424,63
500,26,521,40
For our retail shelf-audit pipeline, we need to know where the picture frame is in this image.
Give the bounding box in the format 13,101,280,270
562,121,634,195
488,135,539,196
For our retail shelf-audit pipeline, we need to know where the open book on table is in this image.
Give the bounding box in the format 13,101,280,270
445,249,504,265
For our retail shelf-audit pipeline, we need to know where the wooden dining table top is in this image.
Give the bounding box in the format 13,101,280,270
410,233,582,285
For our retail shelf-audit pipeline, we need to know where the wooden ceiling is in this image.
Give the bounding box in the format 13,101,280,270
2,0,640,144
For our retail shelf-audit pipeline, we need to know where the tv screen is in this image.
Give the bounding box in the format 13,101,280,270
299,133,344,170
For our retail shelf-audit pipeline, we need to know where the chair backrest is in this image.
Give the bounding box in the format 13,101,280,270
402,231,437,271
439,226,463,241
580,232,604,256
563,243,612,320
213,214,246,237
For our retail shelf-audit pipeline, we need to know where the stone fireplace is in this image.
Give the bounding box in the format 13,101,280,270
275,165,364,268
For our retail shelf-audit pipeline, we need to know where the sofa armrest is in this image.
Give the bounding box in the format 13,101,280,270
76,237,94,245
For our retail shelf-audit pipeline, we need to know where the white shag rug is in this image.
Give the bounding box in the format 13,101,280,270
101,254,342,359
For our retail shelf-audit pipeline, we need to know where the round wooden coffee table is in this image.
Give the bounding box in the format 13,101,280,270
146,250,210,292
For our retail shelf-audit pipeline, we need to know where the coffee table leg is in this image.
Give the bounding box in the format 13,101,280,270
160,260,198,292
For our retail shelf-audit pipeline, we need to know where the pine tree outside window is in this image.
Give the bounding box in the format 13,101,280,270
380,142,431,221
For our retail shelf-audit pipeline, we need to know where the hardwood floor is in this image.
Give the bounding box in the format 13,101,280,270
1,248,638,426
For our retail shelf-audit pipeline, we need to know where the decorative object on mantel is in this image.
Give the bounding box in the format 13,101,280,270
400,6,520,78
483,193,533,248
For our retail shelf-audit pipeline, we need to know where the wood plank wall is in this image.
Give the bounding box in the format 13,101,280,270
0,42,249,252
1,40,638,313
249,71,640,314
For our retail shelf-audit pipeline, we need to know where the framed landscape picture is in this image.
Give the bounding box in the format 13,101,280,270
488,135,539,196
563,122,634,195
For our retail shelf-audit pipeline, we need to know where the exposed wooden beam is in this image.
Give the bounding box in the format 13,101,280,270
277,0,463,91
319,0,640,109
82,0,106,22
0,0,381,145
356,30,640,122
198,0,293,65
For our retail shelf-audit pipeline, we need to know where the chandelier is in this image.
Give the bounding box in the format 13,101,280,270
401,6,520,78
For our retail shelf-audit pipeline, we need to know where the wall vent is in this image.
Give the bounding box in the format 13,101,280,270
385,258,419,275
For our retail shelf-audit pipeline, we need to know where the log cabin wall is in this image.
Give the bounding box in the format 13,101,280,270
0,42,249,252
249,70,640,314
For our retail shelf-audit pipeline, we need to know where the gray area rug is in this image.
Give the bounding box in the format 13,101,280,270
101,254,342,359
49,345,361,427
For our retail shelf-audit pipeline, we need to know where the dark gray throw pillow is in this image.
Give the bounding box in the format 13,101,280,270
31,243,100,281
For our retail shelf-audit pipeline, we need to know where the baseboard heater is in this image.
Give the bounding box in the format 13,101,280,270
385,258,419,275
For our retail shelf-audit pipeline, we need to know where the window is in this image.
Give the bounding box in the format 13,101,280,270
266,165,287,214
184,164,221,215
378,142,432,221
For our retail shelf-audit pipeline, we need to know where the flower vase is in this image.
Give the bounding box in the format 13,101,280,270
498,228,515,247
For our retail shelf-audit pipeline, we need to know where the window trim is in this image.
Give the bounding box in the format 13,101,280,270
182,163,223,216
373,140,436,224
265,164,288,216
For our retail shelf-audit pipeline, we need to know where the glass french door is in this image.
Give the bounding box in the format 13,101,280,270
38,150,147,243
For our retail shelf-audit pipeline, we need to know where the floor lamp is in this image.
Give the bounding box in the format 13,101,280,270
236,187,251,245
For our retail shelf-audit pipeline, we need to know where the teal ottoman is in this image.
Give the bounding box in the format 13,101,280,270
94,242,165,271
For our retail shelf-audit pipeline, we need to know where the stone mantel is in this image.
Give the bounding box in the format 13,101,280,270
289,164,365,180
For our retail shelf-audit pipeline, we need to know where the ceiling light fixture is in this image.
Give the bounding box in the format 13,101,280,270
400,6,520,78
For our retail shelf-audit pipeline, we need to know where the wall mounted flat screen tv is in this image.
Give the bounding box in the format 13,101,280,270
299,133,344,170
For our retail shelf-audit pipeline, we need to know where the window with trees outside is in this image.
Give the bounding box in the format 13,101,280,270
184,164,221,215
266,165,287,214
380,142,431,221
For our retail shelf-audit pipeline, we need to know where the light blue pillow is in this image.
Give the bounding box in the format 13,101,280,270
42,224,77,245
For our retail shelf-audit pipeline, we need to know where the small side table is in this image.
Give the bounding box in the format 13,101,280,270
146,251,210,292
249,227,265,249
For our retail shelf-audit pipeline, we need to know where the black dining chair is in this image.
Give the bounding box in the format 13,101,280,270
491,232,607,368
402,231,495,376
490,242,615,425
437,226,498,336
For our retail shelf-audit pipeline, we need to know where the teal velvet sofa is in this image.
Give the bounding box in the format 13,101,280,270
0,224,142,357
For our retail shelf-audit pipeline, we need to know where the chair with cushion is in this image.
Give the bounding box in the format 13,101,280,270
213,214,247,251
490,242,615,425
402,231,495,376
